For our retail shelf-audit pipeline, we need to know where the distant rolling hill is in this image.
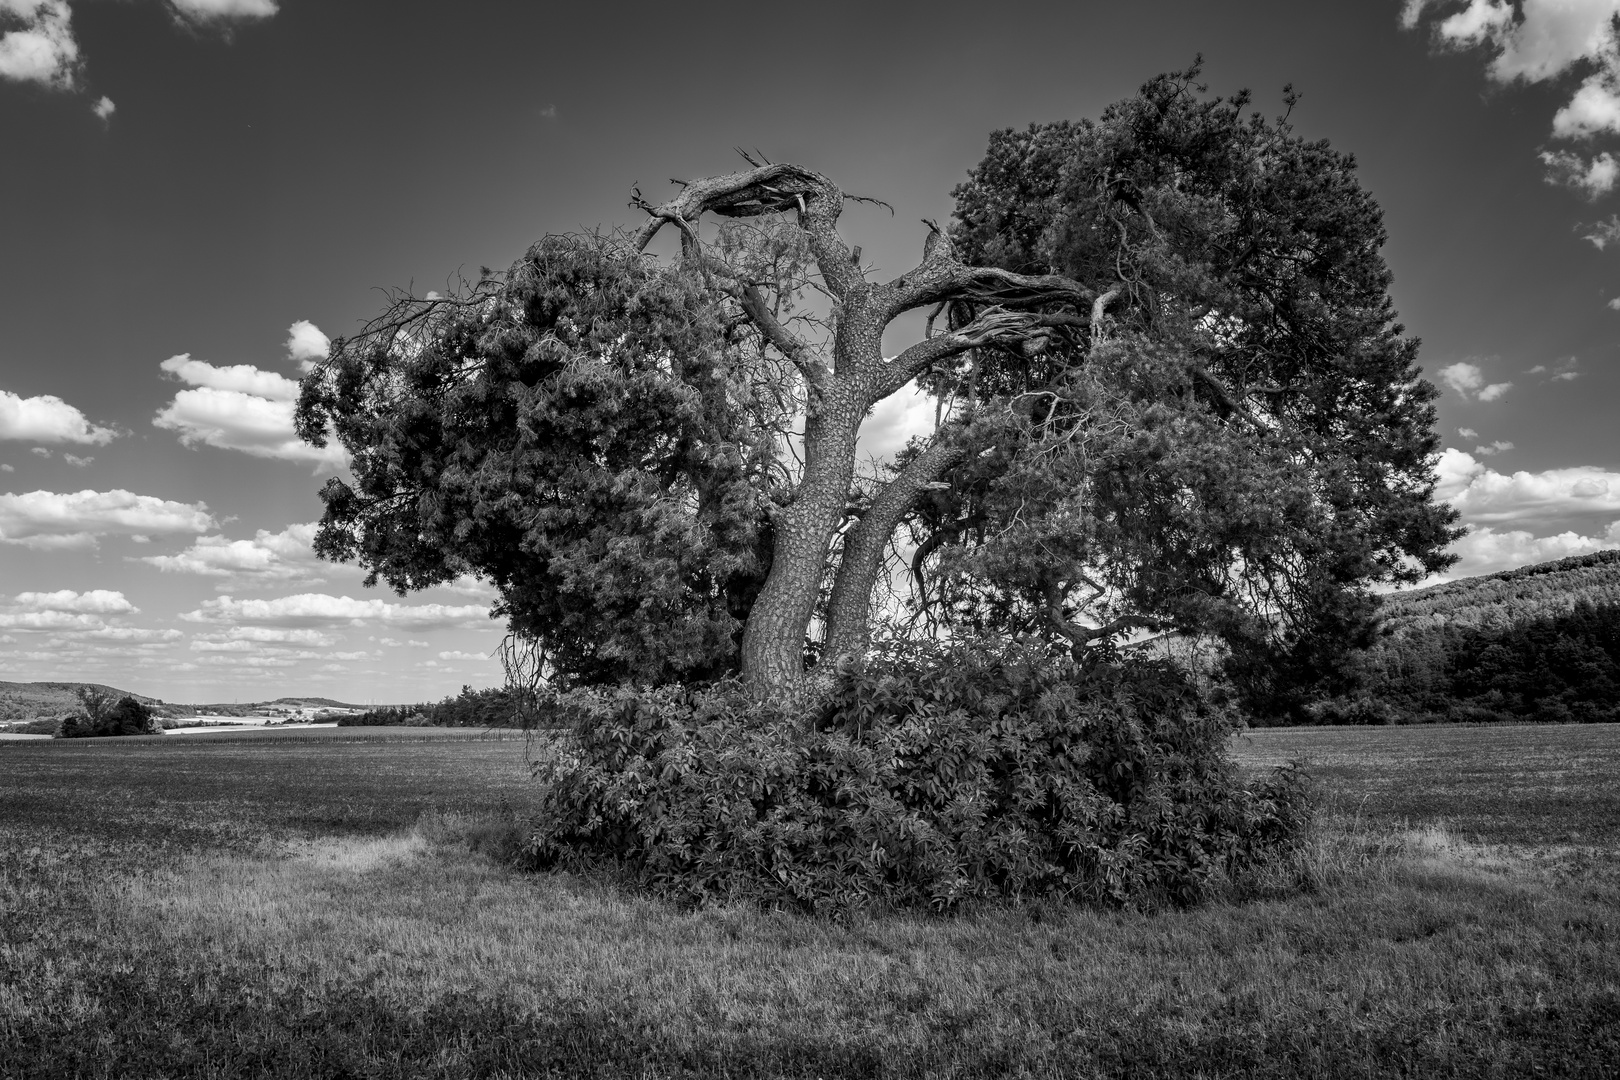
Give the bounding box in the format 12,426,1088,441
1379,549,1620,638
0,683,367,724
1348,549,1620,724
0,681,171,723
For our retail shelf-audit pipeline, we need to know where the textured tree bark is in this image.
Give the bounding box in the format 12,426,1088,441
819,439,966,676
630,163,1096,707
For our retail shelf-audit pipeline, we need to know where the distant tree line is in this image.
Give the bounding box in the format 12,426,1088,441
336,685,528,728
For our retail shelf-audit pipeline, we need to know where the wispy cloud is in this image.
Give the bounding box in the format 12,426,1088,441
166,0,277,24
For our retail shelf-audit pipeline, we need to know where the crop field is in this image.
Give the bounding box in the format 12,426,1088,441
3,724,1618,1078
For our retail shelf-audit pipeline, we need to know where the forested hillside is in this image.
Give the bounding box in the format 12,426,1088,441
0,682,170,723
1324,551,1620,725
1380,550,1620,635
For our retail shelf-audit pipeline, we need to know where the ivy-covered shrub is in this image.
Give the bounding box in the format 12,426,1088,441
527,643,1311,913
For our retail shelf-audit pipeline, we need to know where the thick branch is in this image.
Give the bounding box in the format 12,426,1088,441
736,283,829,386
880,260,1094,321
1191,363,1267,432
880,310,1084,396
630,164,861,299
1042,584,1161,657
821,439,968,669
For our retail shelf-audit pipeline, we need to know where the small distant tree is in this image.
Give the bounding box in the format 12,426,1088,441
57,690,162,738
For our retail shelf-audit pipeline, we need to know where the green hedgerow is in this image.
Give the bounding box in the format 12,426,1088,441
526,643,1311,914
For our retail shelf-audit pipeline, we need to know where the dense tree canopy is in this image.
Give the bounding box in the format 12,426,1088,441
296,65,1457,704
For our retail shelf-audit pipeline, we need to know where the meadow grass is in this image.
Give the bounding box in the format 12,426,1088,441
2,725,1617,1078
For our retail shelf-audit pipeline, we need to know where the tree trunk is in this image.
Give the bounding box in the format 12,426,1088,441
738,377,866,703
820,439,966,676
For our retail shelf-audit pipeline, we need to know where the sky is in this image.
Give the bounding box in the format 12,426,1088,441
2,0,1618,704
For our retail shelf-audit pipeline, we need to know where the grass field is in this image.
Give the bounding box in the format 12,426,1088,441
2,724,1618,1078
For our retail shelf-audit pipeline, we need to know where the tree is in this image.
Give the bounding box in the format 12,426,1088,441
57,690,161,738
296,64,1457,707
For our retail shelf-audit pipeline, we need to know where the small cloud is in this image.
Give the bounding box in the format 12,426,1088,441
0,389,118,445
166,0,278,25
437,650,490,662
90,95,114,122
1438,361,1512,402
1526,365,1547,375
63,453,92,467
539,104,557,119
30,447,49,458
1540,150,1618,198
1581,214,1620,250
0,464,12,473
423,290,442,301
1457,427,1478,439
1474,440,1515,456
284,319,329,370
1554,371,1580,381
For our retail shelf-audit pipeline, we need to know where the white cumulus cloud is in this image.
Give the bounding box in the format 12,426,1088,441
0,0,78,89
11,588,135,614
90,93,112,121
1435,447,1620,524
1444,521,1620,578
0,488,214,549
139,521,327,587
0,389,117,444
154,354,346,470
181,592,491,629
285,320,329,370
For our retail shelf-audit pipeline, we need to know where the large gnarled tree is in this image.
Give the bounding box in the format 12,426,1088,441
296,67,1458,707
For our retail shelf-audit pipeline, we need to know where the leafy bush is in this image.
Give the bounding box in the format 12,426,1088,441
527,644,1311,914
56,693,163,738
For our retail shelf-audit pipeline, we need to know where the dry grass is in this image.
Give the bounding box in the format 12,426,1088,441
2,725,1618,1078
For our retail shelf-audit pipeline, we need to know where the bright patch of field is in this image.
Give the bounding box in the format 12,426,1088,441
2,725,1618,1078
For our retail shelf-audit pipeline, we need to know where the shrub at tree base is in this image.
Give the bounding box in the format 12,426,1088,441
528,646,1311,914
